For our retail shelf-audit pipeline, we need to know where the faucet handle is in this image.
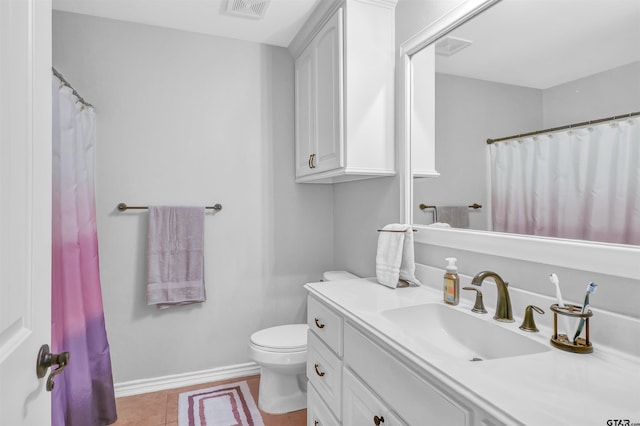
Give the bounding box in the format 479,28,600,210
462,287,487,314
519,305,545,332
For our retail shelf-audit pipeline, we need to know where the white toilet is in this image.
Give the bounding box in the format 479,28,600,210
248,270,358,414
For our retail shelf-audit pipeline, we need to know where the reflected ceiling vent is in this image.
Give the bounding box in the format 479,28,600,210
225,0,270,19
435,36,473,57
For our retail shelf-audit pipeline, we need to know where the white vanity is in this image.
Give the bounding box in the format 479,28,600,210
304,278,640,426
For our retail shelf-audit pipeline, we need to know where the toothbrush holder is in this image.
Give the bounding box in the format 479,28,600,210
549,303,593,354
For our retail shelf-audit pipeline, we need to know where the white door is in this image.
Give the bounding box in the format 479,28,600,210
0,0,53,424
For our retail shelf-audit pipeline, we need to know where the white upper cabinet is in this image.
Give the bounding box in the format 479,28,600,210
291,0,397,184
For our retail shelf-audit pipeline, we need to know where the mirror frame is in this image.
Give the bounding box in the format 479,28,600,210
399,0,640,280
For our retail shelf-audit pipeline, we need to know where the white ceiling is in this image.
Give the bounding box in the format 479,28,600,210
52,0,321,48
438,0,640,89
52,0,640,88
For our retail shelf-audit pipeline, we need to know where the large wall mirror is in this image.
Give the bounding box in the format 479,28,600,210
401,0,640,278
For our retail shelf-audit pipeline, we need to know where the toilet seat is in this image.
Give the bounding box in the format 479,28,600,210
250,324,307,353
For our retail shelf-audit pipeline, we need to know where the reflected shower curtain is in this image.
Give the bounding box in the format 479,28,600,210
52,74,117,425
490,117,640,245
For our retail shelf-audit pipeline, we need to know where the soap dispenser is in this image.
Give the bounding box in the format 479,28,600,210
443,257,459,305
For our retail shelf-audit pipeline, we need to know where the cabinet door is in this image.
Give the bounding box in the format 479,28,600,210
312,8,343,174
343,369,407,426
295,44,315,177
308,382,340,426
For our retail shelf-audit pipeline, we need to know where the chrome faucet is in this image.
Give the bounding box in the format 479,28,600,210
471,271,514,322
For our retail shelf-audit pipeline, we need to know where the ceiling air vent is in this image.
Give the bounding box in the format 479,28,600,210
225,0,270,19
435,36,473,57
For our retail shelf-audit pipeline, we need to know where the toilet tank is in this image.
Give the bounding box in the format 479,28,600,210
322,270,359,281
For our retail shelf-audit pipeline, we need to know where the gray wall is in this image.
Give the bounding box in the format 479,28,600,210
333,177,399,277
53,11,335,383
413,73,543,228
543,61,640,127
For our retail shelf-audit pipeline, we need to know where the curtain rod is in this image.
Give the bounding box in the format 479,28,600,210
52,67,94,109
486,111,640,144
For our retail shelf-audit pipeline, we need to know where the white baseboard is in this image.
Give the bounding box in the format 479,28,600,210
114,362,261,398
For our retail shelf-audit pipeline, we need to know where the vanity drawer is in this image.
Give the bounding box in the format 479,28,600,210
308,296,343,356
307,330,342,420
343,368,408,426
308,382,340,426
344,323,471,426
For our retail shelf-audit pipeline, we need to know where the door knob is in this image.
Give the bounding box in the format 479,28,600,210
36,344,70,391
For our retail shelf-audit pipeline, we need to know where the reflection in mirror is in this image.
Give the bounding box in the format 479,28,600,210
411,0,640,245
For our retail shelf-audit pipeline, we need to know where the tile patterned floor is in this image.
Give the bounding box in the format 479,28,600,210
113,375,306,426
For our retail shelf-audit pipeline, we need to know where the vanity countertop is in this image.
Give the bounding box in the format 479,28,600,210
306,278,640,426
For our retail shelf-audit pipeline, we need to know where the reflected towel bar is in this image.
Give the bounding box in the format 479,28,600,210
419,203,482,222
117,203,222,211
419,204,438,222
419,203,482,210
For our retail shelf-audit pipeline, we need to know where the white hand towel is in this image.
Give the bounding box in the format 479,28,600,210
427,222,451,228
375,224,421,288
146,206,206,309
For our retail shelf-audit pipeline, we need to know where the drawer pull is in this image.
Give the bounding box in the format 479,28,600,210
373,415,385,425
314,363,326,377
314,422,319,426
314,318,325,329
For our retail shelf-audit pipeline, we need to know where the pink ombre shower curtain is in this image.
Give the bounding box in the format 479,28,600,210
52,74,117,425
490,117,640,245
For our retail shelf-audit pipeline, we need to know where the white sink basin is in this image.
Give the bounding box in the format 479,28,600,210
380,303,550,361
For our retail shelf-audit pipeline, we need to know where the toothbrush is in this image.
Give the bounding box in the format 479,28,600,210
573,282,598,342
549,274,572,339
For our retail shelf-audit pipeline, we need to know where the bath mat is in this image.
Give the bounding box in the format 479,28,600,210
178,380,265,426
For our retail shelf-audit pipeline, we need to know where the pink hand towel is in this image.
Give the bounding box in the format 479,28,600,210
146,206,205,309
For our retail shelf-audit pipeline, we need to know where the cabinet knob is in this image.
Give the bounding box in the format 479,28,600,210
314,363,326,377
314,421,319,426
314,318,325,329
373,415,385,425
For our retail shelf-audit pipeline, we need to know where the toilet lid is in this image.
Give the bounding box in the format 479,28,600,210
250,324,308,351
